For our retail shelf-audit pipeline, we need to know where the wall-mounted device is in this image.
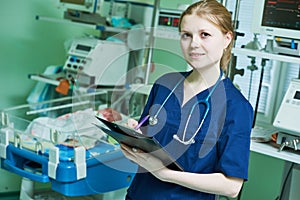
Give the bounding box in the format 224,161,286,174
63,37,129,87
154,8,182,40
59,0,106,24
100,0,154,28
59,0,99,12
273,79,300,151
251,0,300,56
273,37,300,57
252,0,300,40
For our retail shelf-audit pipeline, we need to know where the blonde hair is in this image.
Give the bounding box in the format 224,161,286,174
179,0,234,71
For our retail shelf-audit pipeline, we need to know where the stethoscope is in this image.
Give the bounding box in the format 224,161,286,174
141,71,223,145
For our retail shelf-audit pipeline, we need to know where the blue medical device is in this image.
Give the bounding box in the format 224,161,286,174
0,93,138,197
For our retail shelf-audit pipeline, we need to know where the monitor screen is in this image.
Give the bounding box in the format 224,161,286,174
294,91,300,100
252,0,300,40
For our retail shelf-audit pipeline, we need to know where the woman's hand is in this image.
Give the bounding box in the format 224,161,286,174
124,118,139,129
120,119,167,177
123,118,142,133
120,144,168,177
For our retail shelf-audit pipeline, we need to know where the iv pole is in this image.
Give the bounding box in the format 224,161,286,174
144,0,160,85
226,2,246,200
226,0,245,81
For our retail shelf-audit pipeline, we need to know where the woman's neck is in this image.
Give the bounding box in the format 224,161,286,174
187,67,221,88
182,67,221,106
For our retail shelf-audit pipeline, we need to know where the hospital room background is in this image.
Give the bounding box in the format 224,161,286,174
1,0,299,199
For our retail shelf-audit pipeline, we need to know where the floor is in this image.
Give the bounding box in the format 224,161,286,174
0,188,127,200
0,178,231,200
0,191,233,200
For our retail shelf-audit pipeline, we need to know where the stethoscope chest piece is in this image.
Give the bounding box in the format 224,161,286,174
149,115,158,125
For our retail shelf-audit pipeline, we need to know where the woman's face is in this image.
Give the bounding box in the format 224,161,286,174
180,14,232,70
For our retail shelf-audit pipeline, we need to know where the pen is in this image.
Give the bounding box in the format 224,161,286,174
134,115,150,130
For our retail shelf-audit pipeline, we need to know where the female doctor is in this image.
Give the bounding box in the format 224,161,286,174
121,0,254,199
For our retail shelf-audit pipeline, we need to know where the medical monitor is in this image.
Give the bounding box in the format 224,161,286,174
252,0,300,40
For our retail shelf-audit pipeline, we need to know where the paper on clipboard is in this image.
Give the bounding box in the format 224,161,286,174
94,116,184,171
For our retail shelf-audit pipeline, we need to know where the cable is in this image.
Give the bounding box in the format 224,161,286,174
277,163,294,200
252,58,268,128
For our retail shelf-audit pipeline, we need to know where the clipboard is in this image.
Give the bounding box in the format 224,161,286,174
94,116,184,171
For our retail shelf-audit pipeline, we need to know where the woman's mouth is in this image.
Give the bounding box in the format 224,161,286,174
189,52,205,59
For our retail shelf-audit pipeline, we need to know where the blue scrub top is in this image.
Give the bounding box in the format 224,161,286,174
126,71,254,200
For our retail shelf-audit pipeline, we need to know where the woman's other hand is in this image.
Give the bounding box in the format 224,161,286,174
120,144,168,178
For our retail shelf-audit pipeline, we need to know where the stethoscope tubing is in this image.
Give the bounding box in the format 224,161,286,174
144,70,223,145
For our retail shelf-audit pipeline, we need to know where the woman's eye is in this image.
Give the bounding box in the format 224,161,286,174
200,32,210,38
181,33,191,39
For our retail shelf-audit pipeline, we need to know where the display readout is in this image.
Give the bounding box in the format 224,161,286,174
294,91,300,100
158,16,180,27
262,0,300,30
76,44,92,52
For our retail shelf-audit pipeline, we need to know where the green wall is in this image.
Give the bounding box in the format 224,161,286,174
0,0,285,199
0,0,100,109
0,0,100,193
242,153,285,200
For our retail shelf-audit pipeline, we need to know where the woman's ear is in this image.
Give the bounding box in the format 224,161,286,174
224,31,233,49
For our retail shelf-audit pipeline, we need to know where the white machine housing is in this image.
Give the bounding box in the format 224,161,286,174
63,37,129,87
58,0,101,14
100,0,154,28
273,37,300,57
273,79,300,150
273,79,300,136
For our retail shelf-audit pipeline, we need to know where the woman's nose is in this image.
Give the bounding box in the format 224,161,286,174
191,36,201,48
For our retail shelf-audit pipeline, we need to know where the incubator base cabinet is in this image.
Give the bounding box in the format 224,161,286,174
0,92,138,197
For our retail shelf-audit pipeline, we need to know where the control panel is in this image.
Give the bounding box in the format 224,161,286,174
63,37,129,87
63,38,97,74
